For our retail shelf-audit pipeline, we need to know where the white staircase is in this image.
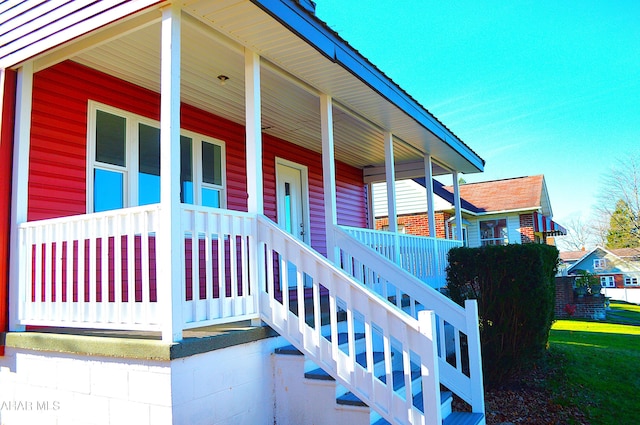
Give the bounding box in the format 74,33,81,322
256,216,485,424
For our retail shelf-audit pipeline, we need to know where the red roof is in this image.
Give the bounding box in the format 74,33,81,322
443,175,545,213
609,248,640,259
559,251,587,262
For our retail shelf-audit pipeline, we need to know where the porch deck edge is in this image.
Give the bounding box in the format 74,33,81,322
1,321,278,361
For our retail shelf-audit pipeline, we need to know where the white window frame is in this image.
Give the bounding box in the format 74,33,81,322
87,101,226,212
181,129,227,208
479,218,508,246
593,258,606,269
451,224,468,247
600,275,615,287
624,276,639,286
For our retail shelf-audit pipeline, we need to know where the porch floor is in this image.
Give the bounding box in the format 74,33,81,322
2,321,278,361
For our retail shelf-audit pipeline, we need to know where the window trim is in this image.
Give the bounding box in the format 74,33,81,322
87,101,226,212
479,217,509,246
624,276,639,286
593,258,607,269
600,275,615,288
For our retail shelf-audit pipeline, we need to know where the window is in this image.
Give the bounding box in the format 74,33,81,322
88,102,225,212
593,258,607,269
480,219,508,246
381,224,406,234
600,276,615,287
625,276,639,286
451,224,469,247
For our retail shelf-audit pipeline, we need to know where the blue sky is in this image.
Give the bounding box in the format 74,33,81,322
315,0,640,228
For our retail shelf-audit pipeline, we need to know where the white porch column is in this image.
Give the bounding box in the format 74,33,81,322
424,154,436,238
8,62,33,331
245,49,263,214
452,171,463,241
384,132,399,261
158,3,183,343
384,132,397,233
320,94,338,263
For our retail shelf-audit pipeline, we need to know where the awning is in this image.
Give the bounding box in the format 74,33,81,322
533,212,567,236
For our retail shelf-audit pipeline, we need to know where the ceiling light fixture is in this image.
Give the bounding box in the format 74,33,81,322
217,75,229,85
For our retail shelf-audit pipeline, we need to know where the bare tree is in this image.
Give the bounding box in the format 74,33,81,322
557,215,597,251
597,153,640,248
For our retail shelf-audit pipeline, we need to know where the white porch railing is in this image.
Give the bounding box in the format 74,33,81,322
334,226,485,414
256,216,443,425
180,205,258,328
16,205,259,331
341,226,463,289
16,208,483,422
17,205,162,330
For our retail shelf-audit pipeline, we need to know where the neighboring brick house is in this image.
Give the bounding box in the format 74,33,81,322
374,175,566,247
564,246,640,304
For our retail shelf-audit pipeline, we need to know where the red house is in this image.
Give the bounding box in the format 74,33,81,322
0,1,486,424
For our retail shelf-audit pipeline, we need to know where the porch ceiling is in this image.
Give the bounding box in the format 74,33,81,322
65,1,480,177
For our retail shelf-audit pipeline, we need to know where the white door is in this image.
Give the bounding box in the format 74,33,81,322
276,161,310,288
276,162,309,243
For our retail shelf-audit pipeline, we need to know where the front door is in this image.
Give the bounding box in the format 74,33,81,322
276,160,310,289
276,161,309,244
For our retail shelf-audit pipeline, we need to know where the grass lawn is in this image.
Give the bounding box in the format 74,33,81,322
548,302,640,424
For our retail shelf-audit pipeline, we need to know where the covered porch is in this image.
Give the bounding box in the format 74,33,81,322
1,2,485,424
6,1,478,341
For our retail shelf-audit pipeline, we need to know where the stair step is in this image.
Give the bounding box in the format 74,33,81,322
274,344,303,355
371,417,391,425
304,367,334,381
380,369,420,391
338,388,453,411
443,412,485,425
336,391,366,407
325,331,365,345
372,411,484,425
274,331,364,356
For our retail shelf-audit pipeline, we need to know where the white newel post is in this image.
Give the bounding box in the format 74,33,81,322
424,155,436,238
464,299,485,413
452,170,463,241
417,309,442,425
320,94,338,264
384,132,399,262
245,49,263,325
158,3,183,342
9,62,33,331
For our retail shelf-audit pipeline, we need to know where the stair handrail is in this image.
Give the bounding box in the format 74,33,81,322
333,225,485,414
256,215,442,425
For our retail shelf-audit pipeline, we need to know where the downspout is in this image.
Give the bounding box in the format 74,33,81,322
0,69,17,356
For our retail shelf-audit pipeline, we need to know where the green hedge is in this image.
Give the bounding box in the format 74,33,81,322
446,243,559,388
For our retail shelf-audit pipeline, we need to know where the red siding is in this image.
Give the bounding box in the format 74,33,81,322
1,69,17,355
29,60,367,250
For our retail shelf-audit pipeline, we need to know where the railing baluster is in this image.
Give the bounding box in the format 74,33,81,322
204,210,214,320
126,211,135,324
53,221,63,322
65,221,73,322
33,226,43,320
113,213,123,324
44,222,53,321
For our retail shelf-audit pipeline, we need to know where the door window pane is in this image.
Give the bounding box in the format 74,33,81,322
94,168,123,212
284,182,292,233
96,110,126,166
138,124,160,205
180,136,193,204
202,142,222,185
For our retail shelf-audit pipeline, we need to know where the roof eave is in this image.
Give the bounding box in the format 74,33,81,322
249,0,485,173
